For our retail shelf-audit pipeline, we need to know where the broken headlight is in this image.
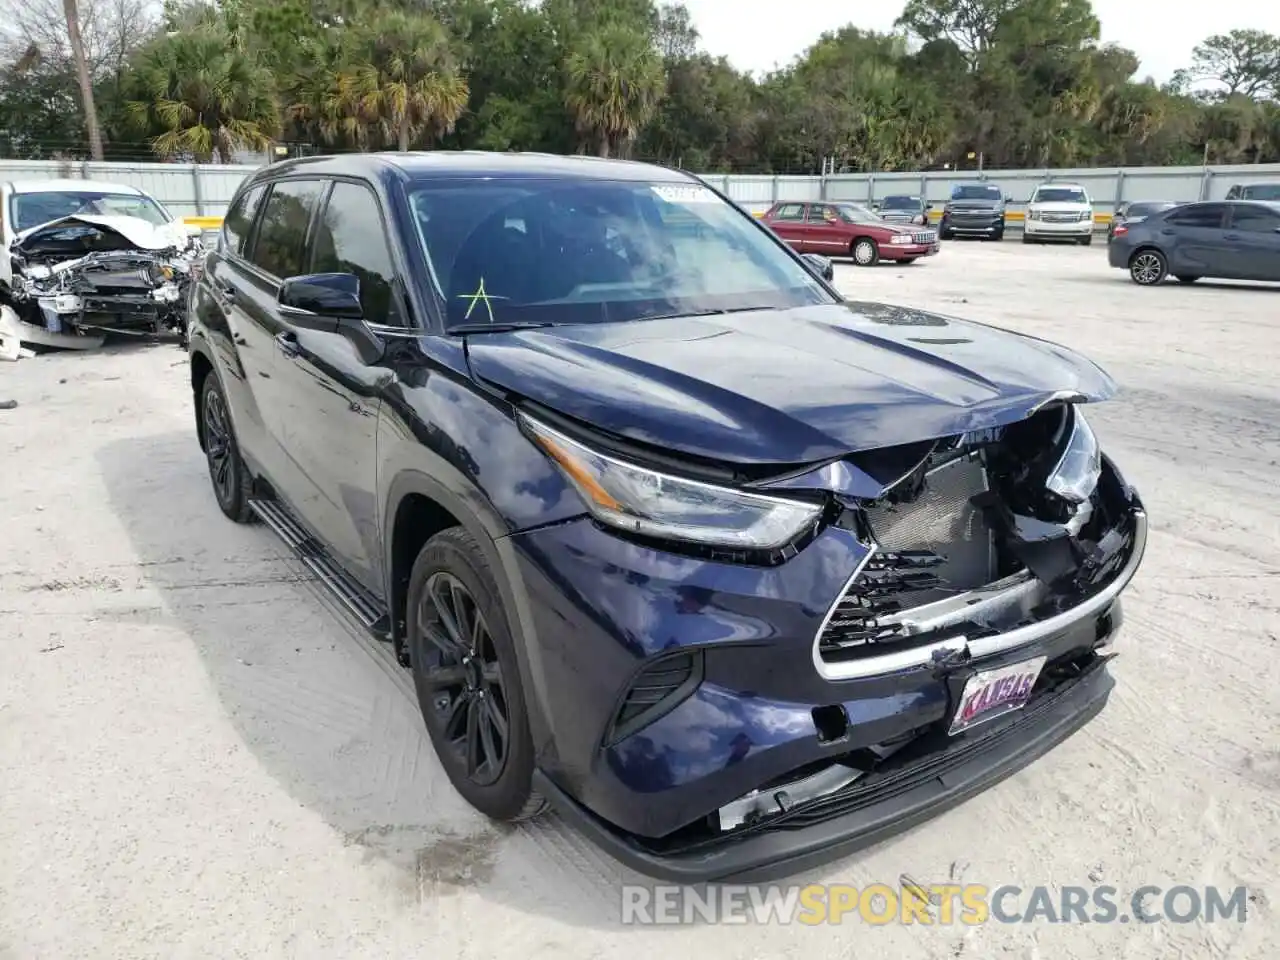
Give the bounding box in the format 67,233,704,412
521,413,822,550
1046,405,1101,504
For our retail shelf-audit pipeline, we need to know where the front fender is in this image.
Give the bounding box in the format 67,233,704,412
376,362,588,765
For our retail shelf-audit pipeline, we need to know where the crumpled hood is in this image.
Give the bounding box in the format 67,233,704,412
13,213,192,253
465,301,1117,465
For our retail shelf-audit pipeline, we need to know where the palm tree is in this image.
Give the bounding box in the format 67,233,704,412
564,23,667,158
62,0,103,160
125,26,280,163
336,10,469,151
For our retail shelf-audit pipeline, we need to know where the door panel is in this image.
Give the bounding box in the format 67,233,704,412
271,179,406,591
805,204,852,256
1225,204,1280,281
241,177,330,526
1162,203,1230,276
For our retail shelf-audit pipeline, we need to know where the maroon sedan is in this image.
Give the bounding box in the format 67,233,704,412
762,201,940,266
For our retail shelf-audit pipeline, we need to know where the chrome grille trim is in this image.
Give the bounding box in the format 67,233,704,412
811,511,1148,681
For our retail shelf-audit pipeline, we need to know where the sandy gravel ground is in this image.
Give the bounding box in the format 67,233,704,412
1,243,1277,959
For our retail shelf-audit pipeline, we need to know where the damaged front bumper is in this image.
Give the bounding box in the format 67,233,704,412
511,404,1147,883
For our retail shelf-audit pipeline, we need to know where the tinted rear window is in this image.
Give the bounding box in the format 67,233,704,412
880,196,920,209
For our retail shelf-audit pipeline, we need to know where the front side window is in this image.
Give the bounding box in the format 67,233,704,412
222,185,265,256
249,179,326,279
311,181,404,326
771,203,804,221
10,190,172,232
1229,204,1280,232
807,204,841,223
1033,187,1088,204
405,178,833,330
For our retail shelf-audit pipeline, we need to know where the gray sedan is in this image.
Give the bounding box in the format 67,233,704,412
1107,200,1280,285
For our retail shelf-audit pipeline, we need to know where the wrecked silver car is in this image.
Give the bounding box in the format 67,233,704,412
2,214,203,349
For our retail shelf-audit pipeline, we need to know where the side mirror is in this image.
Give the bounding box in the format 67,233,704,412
278,272,364,323
801,252,834,282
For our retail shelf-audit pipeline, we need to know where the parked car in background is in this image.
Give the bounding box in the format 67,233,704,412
762,201,939,265
1108,201,1180,243
190,151,1146,883
938,182,1006,240
1107,200,1280,285
0,178,202,350
875,195,929,225
1224,182,1280,201
1024,183,1095,245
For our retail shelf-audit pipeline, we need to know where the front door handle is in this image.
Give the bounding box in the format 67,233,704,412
1223,232,1241,241
275,331,300,358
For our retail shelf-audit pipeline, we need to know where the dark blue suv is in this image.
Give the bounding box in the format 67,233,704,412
188,152,1147,882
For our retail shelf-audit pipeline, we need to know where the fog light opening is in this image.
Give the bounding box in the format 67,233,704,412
812,704,850,744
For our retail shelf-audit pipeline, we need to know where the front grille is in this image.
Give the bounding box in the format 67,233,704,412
1043,212,1085,223
608,651,703,743
819,457,996,662
912,231,937,244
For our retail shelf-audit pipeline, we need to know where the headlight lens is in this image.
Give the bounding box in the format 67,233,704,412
1046,407,1102,503
890,234,912,244
521,415,823,549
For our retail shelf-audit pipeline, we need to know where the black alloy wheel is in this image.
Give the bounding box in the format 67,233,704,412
201,375,254,523
418,570,510,787
406,527,545,822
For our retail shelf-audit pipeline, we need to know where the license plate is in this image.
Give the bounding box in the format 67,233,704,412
949,656,1047,735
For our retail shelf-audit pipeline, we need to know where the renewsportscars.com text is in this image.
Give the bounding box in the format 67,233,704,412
621,883,1251,926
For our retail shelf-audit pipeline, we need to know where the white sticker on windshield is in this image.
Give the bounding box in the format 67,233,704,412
651,184,718,205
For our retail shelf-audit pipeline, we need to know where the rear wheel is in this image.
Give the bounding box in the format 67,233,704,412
1175,275,1201,284
407,527,545,823
1129,249,1167,285
200,373,255,523
852,238,878,266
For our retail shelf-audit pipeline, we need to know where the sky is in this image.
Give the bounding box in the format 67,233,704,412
679,0,1280,85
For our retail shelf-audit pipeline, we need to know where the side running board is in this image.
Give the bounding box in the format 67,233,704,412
249,499,392,641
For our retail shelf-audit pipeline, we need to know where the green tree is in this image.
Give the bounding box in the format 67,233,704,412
1170,30,1280,101
564,21,666,157
334,9,469,151
124,24,279,162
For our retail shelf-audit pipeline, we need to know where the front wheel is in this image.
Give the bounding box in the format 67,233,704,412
407,527,546,823
1021,233,1035,244
1079,234,1093,246
900,258,919,265
852,238,879,266
1129,249,1168,285
200,373,255,523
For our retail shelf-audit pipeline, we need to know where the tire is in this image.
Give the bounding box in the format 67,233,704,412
939,227,953,241
992,228,1005,242
852,237,878,266
1021,233,1035,244
1079,234,1093,246
900,258,919,265
1128,249,1168,286
406,527,546,823
200,373,255,523
1175,275,1201,284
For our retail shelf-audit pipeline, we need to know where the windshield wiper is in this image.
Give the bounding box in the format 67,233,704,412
446,321,556,335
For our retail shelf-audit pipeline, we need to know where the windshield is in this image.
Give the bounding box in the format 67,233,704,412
1242,184,1280,201
406,179,833,330
1126,202,1177,217
835,204,877,223
950,185,1001,201
10,190,172,232
880,196,920,210
1033,187,1087,204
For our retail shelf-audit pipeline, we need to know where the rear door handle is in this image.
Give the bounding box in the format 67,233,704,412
275,331,300,358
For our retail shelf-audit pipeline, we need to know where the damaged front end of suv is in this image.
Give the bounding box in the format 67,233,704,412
2,214,202,349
